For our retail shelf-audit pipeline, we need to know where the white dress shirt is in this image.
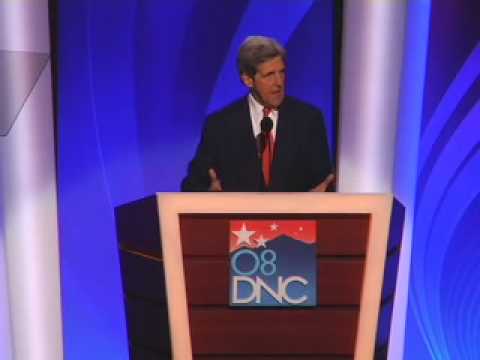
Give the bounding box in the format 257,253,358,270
248,93,279,140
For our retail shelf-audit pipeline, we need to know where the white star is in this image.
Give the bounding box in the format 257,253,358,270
270,223,279,231
256,234,268,248
232,223,256,246
299,226,303,231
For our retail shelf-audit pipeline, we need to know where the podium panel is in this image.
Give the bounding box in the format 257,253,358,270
115,194,403,359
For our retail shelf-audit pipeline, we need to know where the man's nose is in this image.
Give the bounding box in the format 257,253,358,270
273,73,284,86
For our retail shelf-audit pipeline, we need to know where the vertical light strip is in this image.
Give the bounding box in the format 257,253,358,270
389,1,431,359
0,0,64,359
1,65,63,360
0,219,13,360
337,0,407,193
0,1,50,52
337,0,412,357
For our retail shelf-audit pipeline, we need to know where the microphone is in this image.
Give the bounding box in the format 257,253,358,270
260,116,273,134
257,117,273,158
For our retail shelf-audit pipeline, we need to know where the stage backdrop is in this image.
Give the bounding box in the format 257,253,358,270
404,0,480,359
55,1,339,358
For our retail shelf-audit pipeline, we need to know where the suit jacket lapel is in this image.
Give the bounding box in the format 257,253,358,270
232,98,262,184
271,98,295,189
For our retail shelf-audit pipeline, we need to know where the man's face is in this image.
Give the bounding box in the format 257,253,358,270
242,56,286,109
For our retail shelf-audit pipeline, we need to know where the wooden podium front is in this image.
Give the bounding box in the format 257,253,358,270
115,193,403,360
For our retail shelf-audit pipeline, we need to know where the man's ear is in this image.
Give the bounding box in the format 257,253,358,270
241,73,254,88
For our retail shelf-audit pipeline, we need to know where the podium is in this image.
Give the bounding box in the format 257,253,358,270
115,193,403,359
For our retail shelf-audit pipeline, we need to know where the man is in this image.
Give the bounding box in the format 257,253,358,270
181,36,334,192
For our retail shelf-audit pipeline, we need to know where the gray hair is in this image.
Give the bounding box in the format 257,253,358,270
237,36,286,77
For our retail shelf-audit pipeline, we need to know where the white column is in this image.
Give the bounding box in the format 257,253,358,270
0,221,12,360
337,1,410,359
337,0,407,193
0,0,64,359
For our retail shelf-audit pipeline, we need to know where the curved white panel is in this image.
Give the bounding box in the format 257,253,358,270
0,0,50,52
338,1,410,359
338,0,407,193
0,0,63,359
0,63,63,360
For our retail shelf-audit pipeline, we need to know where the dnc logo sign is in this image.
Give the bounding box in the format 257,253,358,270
229,220,317,307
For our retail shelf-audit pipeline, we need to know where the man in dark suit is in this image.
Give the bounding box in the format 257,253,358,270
181,36,334,192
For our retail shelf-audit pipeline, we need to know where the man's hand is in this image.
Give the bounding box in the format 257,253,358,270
309,173,335,192
208,168,223,192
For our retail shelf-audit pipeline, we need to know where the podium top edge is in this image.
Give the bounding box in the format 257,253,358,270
155,192,394,196
154,193,397,216
155,192,394,198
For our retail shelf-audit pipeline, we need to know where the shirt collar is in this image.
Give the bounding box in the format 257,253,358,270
248,93,279,138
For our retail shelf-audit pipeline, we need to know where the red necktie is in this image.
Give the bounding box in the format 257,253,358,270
262,107,274,187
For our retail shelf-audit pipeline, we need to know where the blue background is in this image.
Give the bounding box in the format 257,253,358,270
404,0,480,359
55,1,338,358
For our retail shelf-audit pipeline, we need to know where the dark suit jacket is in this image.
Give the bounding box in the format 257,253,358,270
181,96,332,192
